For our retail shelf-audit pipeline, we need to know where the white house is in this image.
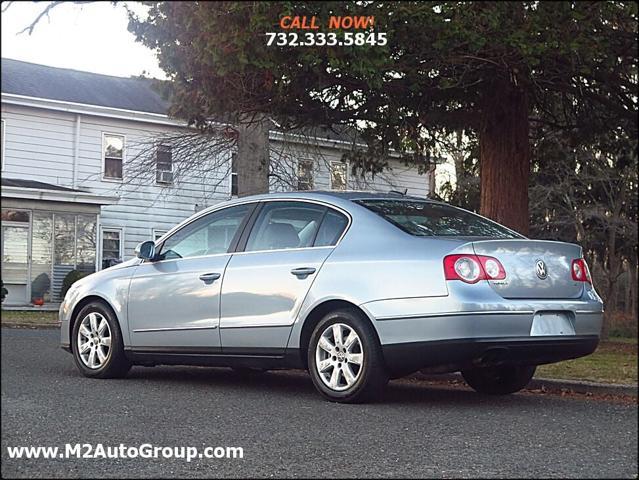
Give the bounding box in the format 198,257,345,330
0,58,433,306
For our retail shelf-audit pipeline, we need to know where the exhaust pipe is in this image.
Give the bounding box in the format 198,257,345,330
474,347,509,366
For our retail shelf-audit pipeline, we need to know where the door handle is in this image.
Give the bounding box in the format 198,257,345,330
199,272,221,284
291,267,316,278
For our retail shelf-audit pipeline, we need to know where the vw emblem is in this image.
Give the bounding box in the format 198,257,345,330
535,260,548,279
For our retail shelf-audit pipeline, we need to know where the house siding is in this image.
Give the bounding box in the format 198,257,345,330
2,102,431,263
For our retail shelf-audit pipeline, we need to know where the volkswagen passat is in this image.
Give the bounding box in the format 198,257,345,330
61,192,603,402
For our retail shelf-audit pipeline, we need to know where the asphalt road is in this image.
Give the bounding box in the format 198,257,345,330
1,328,637,479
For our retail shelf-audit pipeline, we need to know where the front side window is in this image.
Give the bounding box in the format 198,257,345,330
156,145,173,184
297,160,314,191
103,134,124,180
159,204,251,260
245,201,326,252
356,200,521,238
330,161,348,191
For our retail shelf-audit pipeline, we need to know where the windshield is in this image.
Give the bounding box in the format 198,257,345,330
355,200,521,238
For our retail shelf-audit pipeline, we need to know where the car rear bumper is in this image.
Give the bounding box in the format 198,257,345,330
362,284,603,374
362,282,603,342
382,335,599,375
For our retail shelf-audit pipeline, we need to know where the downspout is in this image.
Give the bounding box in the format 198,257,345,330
72,114,81,189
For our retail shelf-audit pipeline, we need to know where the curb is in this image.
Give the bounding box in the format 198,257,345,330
526,377,638,397
1,322,60,330
415,372,638,397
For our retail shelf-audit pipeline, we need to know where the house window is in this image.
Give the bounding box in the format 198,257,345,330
330,161,348,191
297,160,314,191
1,209,30,223
230,153,238,196
1,210,30,285
153,229,168,241
1,119,5,170
156,145,173,184
1,209,97,303
101,228,122,270
103,134,124,180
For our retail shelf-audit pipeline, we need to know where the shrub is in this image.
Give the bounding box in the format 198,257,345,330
61,270,89,299
608,312,638,339
31,273,51,301
1,280,7,303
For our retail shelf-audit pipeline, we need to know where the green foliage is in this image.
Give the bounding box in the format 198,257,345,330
0,280,7,304
30,273,51,301
129,2,637,174
61,270,89,300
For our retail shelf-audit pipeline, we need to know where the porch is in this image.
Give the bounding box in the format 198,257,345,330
1,178,117,306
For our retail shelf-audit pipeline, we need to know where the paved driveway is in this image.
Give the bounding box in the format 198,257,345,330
1,328,637,478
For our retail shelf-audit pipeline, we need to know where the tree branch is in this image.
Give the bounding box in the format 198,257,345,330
18,1,97,35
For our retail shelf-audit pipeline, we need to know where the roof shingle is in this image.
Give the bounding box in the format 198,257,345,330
1,58,169,115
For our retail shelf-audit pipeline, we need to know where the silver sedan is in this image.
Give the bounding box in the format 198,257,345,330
60,192,603,402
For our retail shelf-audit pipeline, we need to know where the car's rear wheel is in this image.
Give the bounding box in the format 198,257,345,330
461,364,536,395
71,302,131,379
308,308,388,403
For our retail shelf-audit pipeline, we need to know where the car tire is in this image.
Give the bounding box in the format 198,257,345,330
71,301,131,379
308,308,388,403
461,364,536,395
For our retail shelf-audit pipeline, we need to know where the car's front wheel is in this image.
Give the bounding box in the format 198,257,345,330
461,364,536,395
71,302,131,379
308,308,388,403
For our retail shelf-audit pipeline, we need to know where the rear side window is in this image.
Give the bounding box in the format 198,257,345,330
314,210,349,247
246,201,326,251
355,200,520,238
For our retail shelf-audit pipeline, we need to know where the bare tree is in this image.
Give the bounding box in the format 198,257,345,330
530,135,638,338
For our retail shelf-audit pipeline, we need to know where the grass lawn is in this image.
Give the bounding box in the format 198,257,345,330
537,338,638,385
1,310,59,325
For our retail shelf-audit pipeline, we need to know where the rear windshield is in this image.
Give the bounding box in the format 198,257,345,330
355,199,520,238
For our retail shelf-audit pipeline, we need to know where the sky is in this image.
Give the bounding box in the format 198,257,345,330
1,1,165,79
0,1,457,191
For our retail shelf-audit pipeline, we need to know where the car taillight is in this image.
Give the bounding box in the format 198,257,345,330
571,258,592,284
444,254,506,284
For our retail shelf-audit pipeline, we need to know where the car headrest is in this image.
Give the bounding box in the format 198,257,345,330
262,222,300,249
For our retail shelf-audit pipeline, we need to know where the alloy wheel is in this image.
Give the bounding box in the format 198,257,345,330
315,323,364,391
76,312,112,369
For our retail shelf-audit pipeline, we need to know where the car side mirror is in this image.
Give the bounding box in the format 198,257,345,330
135,240,156,261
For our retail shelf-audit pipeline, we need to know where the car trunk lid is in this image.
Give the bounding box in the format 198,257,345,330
471,239,584,299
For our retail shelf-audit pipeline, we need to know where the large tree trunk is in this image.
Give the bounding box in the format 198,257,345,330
479,82,531,235
236,115,270,197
